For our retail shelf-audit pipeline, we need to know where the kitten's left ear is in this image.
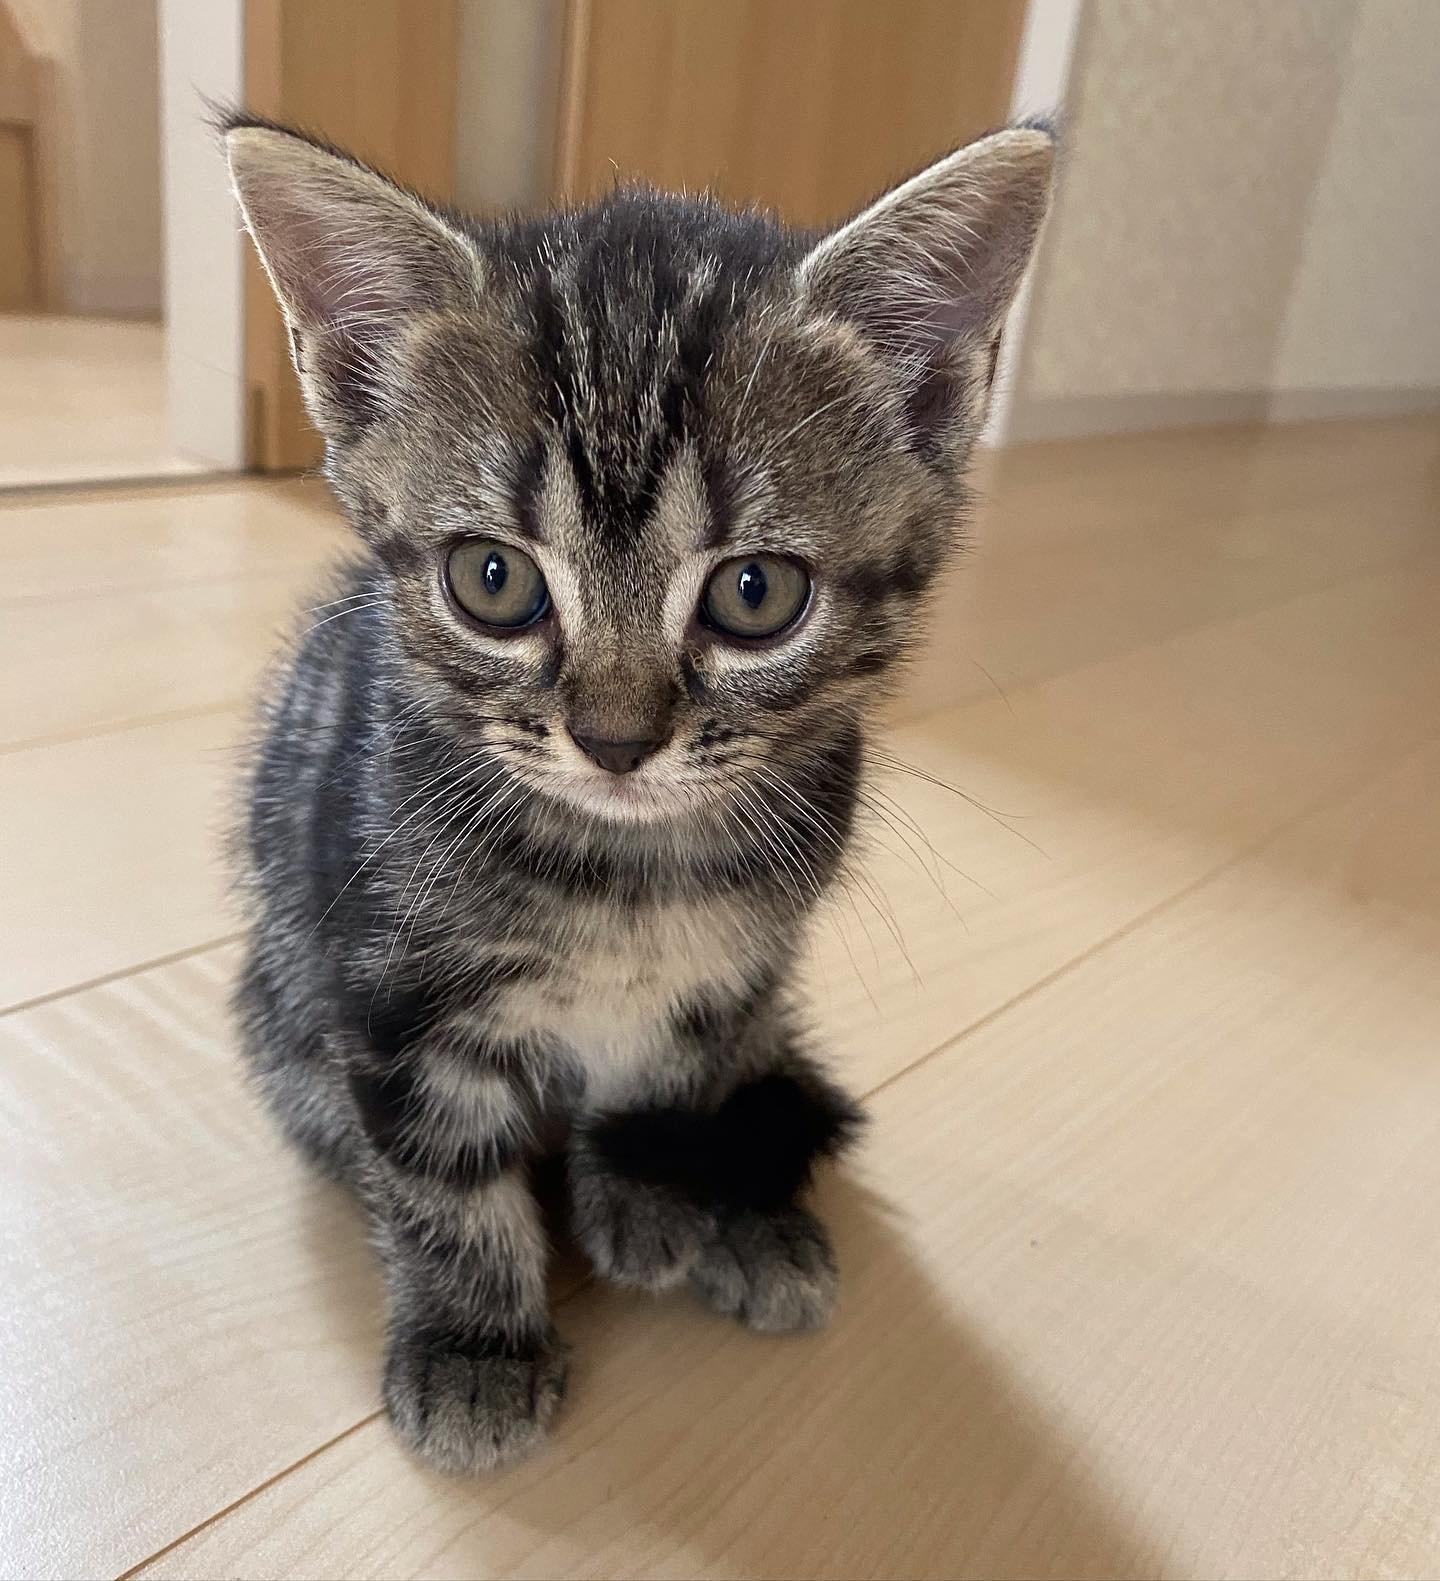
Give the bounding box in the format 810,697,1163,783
798,124,1056,443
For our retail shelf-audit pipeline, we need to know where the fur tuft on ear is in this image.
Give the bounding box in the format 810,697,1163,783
798,124,1056,447
221,114,481,438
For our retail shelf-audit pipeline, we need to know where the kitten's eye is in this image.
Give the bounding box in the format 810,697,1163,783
446,539,550,629
701,554,810,640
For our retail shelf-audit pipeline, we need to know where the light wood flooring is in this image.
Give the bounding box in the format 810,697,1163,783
0,314,208,489
3,416,1439,1579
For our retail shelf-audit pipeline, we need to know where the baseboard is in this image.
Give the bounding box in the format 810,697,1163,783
1004,385,1440,443
1006,390,1272,443
1267,385,1440,424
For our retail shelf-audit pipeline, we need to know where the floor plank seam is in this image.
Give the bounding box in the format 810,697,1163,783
7,414,1433,1575
899,539,1440,735
859,727,1440,1111
116,1414,385,1581
125,1266,618,1575
0,702,246,759
0,934,244,1020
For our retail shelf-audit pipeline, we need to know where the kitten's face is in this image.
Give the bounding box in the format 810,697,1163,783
227,121,1054,826
351,247,960,825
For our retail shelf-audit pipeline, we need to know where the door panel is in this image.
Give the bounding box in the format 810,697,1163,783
555,0,1027,225
242,0,460,471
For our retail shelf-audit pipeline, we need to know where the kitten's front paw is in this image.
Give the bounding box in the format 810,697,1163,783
382,1326,568,1474
690,1205,839,1332
571,1166,715,1292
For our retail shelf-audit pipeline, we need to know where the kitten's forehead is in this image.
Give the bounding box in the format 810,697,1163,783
538,438,710,559
504,194,798,557
532,441,710,648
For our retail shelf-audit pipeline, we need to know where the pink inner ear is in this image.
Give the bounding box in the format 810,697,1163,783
234,153,472,348
804,130,1054,375
255,201,412,344
882,195,1041,368
908,262,992,356
236,172,456,429
228,125,481,435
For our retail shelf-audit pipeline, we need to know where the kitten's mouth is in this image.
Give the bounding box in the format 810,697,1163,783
544,768,700,826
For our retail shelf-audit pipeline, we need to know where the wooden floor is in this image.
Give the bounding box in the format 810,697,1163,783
4,416,1439,1580
0,315,208,489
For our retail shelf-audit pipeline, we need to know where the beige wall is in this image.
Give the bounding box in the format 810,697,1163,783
1014,0,1355,420
1273,0,1440,407
10,0,162,316
1010,0,1440,437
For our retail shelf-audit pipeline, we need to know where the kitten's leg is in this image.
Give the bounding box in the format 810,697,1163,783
687,1198,843,1334
567,1121,720,1294
570,1045,862,1331
349,1028,566,1473
373,1170,566,1472
234,932,356,1183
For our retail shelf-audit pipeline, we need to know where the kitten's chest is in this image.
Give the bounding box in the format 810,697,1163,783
491,895,757,1101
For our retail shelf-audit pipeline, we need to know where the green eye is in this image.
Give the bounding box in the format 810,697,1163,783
447,539,550,629
701,554,810,640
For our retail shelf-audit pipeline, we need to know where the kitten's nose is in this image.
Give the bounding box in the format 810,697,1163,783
567,728,667,775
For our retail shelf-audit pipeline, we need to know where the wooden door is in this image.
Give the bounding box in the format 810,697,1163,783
554,0,1027,225
0,124,38,309
242,0,461,470
0,1,59,311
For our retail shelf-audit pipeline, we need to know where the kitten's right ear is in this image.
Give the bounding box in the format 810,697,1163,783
222,116,480,438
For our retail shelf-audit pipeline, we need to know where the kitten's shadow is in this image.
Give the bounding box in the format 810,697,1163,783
510,1170,1161,1580
290,1164,1159,1578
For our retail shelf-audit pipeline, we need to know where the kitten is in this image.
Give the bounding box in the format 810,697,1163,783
226,114,1053,1472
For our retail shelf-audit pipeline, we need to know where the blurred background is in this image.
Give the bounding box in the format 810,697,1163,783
2,0,1436,487
5,5,1440,1578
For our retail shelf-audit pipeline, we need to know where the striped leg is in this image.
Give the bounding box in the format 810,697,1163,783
570,1044,863,1331
374,1171,566,1473
348,1006,565,1473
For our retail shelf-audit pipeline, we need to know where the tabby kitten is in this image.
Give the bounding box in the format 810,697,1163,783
226,114,1053,1472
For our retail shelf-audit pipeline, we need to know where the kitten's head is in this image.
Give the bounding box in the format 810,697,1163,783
226,117,1053,826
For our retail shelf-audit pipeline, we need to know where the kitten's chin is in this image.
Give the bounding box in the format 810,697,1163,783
538,771,702,827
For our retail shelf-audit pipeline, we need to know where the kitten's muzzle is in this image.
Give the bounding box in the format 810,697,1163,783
567,728,669,776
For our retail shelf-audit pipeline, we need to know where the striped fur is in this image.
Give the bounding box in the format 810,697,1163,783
226,115,1053,1471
